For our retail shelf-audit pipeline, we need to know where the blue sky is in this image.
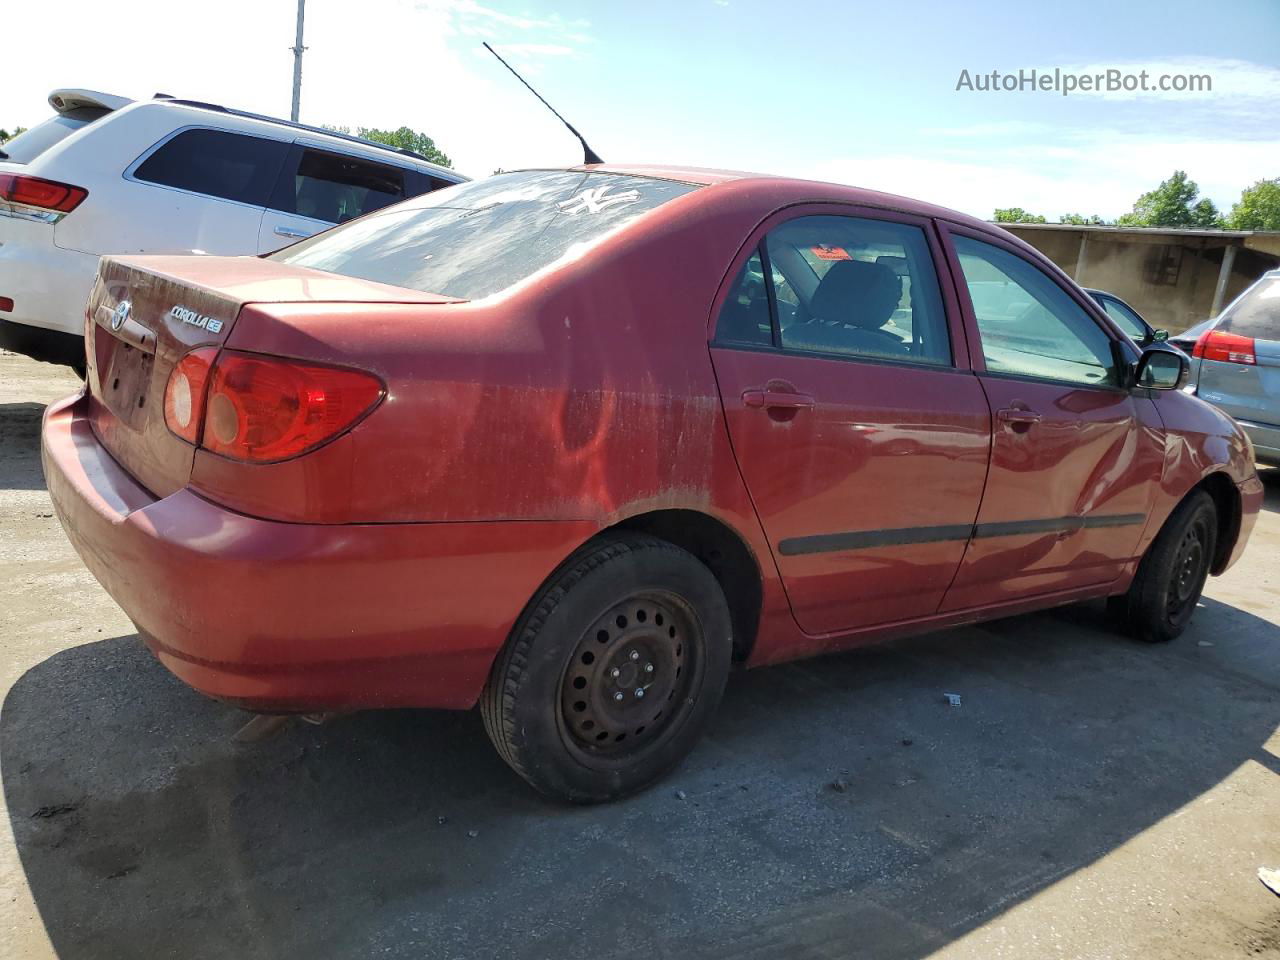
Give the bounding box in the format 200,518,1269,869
6,0,1278,220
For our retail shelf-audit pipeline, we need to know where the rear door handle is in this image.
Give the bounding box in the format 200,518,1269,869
997,406,1042,427
274,225,313,239
743,389,815,410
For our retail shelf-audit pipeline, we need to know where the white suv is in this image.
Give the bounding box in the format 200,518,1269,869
0,89,467,371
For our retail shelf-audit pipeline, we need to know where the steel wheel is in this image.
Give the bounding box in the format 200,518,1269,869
481,534,732,802
558,591,700,761
1167,524,1207,619
1111,489,1217,644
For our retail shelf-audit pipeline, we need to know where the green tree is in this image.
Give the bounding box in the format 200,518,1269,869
326,124,451,168
993,207,1047,223
1060,213,1108,225
1116,170,1224,228
0,126,28,143
1226,177,1280,230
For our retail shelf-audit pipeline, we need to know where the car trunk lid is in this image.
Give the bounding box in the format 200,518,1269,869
85,255,459,497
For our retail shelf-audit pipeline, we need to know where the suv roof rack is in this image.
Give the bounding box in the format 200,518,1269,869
156,97,438,166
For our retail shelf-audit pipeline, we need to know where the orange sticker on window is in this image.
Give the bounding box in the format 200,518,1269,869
810,245,852,261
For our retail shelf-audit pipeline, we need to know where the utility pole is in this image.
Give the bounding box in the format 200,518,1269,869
290,0,307,122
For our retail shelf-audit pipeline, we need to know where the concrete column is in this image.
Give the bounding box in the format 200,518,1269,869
1210,244,1237,317
1073,232,1089,282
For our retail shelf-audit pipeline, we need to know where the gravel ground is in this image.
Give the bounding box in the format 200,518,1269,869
1,348,1277,960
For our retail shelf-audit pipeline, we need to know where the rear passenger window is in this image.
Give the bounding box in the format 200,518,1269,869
1220,275,1280,340
282,150,406,223
133,129,289,206
766,216,952,365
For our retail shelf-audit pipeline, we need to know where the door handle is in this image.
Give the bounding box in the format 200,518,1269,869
743,389,815,410
997,406,1042,429
274,225,312,239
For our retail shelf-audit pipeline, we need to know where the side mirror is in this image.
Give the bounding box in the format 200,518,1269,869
1151,328,1170,343
1134,345,1188,391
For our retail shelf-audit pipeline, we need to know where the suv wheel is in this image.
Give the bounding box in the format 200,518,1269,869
1109,490,1217,643
481,534,732,803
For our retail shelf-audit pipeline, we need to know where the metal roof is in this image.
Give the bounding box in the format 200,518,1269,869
994,221,1280,240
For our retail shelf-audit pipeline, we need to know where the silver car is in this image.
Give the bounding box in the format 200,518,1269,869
1172,270,1280,466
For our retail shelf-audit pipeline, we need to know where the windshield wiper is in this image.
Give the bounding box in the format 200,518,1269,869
0,149,9,160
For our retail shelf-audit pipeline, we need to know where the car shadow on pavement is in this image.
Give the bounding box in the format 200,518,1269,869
0,402,51,491
3,599,1279,960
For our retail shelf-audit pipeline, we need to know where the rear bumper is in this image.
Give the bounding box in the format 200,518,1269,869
0,221,99,341
41,392,593,711
1238,418,1280,467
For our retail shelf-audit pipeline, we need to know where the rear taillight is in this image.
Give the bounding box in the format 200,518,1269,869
163,348,218,443
200,351,383,463
1193,330,1257,365
0,173,88,220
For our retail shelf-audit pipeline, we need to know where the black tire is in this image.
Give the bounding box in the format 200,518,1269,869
480,534,732,803
1110,490,1217,643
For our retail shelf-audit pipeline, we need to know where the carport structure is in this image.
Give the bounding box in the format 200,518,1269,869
1002,223,1280,333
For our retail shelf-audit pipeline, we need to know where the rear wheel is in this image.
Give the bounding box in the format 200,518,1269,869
480,534,732,803
1109,490,1217,643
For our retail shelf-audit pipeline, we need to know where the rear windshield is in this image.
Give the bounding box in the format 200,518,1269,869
270,170,701,300
0,108,110,164
1221,274,1280,341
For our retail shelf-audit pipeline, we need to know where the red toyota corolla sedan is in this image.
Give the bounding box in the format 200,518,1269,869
43,166,1263,802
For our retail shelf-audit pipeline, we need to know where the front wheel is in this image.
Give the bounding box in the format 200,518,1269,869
480,534,732,803
1110,490,1217,643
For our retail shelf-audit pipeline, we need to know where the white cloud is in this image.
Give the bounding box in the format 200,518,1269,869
1047,57,1280,103
804,129,1280,221
493,43,577,57
416,0,589,34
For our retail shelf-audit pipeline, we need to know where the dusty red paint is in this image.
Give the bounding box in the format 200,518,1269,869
42,166,1262,711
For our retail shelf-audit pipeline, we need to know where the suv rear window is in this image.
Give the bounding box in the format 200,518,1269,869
270,170,700,300
0,108,110,164
133,129,289,207
1221,275,1280,341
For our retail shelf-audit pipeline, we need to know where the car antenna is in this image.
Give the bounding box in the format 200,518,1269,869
482,41,603,165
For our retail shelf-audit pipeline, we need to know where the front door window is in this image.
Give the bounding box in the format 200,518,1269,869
954,235,1117,387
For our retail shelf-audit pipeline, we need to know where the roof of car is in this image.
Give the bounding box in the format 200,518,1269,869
571,162,995,232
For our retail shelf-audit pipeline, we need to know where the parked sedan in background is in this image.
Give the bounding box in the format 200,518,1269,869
42,167,1263,803
0,88,465,372
1085,287,1167,346
1170,270,1280,466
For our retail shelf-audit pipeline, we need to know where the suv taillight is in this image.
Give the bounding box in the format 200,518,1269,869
163,349,383,461
0,173,88,219
1193,330,1257,365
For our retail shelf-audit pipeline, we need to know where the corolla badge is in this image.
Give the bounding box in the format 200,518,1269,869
110,300,131,331
169,305,223,334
